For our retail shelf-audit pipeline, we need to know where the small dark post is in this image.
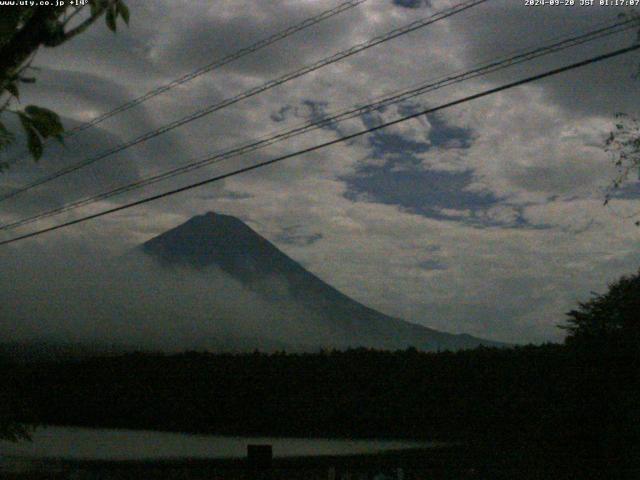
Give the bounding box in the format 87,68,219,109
247,444,273,480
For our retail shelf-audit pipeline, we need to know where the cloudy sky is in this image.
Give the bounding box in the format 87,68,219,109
1,0,639,344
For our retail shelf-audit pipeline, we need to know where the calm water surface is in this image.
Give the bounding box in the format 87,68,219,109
0,426,432,461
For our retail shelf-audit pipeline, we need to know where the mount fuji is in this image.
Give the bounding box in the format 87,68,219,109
140,212,501,352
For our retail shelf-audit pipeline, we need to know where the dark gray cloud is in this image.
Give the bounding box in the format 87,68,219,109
393,0,431,8
416,259,447,270
455,2,640,117
344,166,498,217
152,1,367,78
275,225,324,246
426,112,473,149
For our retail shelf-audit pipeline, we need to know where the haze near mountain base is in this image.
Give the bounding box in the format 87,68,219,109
0,212,501,356
140,212,500,352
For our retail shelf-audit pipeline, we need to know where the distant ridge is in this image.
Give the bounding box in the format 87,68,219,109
141,212,503,352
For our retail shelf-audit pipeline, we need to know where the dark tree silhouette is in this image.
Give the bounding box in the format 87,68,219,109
605,114,640,226
0,1,129,442
561,268,640,350
560,268,640,477
0,0,129,166
0,358,32,441
602,11,640,225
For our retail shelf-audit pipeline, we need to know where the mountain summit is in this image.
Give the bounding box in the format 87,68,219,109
142,212,501,351
142,212,316,283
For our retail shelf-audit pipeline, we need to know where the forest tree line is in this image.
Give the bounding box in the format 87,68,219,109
2,269,639,476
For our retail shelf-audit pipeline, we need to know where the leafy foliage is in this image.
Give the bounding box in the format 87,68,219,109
558,268,640,475
0,357,34,442
17,105,64,160
0,0,129,165
0,0,129,443
0,408,32,442
605,114,640,225
0,119,15,150
561,268,640,349
602,10,640,225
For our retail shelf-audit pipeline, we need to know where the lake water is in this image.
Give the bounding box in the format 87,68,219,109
0,426,431,462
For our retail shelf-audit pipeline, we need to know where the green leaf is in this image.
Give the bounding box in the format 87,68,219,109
5,82,19,99
0,120,15,149
24,105,61,125
26,127,43,160
0,7,28,44
89,0,106,17
18,113,43,161
117,1,130,25
106,5,117,32
24,105,64,143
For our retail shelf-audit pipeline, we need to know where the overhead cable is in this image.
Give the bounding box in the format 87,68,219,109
1,42,638,246
0,0,487,203
0,16,634,233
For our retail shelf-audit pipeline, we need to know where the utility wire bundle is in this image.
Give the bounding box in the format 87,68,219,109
0,0,488,203
0,16,636,235
1,0,638,246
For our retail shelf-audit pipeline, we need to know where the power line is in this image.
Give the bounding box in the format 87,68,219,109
0,0,487,204
0,16,634,233
66,0,369,134
2,0,369,167
1,42,638,247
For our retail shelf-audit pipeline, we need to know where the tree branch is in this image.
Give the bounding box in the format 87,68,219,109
55,2,110,46
62,4,88,28
0,7,59,81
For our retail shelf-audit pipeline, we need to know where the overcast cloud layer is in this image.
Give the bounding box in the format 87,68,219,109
1,0,639,344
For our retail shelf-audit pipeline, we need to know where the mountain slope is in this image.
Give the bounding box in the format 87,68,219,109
141,212,502,351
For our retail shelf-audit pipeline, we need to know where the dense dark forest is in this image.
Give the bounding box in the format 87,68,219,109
2,270,639,478
2,341,638,476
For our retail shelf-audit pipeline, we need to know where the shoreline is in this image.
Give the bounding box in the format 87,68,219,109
1,446,467,479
